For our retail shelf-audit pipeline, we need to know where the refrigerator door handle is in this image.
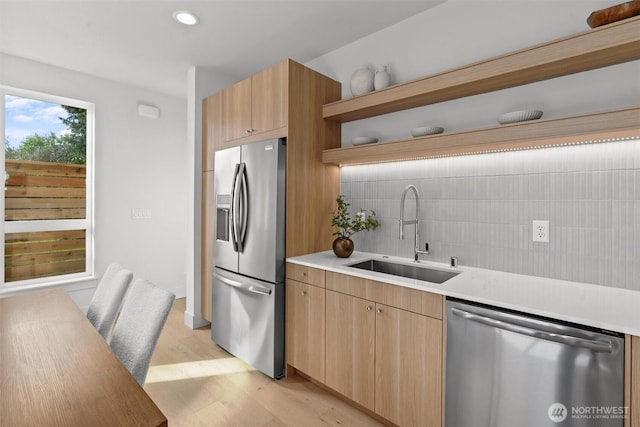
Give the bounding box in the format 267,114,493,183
451,307,613,353
230,163,241,252
214,271,272,296
238,163,248,251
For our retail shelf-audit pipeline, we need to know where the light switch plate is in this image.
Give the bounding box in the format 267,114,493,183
132,208,152,219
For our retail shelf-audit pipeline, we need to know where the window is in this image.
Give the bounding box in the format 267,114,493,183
1,87,93,287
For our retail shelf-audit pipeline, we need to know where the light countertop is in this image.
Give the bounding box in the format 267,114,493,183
287,251,640,336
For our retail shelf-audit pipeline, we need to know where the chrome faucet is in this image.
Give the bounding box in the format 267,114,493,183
399,185,429,262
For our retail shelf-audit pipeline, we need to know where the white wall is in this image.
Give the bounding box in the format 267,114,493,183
305,0,639,145
0,53,188,311
185,66,237,329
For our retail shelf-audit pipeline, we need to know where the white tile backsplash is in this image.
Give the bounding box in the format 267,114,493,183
340,139,640,290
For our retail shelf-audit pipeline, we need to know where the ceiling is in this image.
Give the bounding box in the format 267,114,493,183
0,1,444,98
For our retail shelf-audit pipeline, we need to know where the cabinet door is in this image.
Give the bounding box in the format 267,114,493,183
325,290,375,410
251,61,287,134
286,279,325,381
375,304,442,427
632,335,640,427
222,77,252,142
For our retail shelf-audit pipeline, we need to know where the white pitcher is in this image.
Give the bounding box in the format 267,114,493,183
374,65,391,90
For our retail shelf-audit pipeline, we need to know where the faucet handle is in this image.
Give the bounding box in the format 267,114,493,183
415,242,430,263
416,242,429,254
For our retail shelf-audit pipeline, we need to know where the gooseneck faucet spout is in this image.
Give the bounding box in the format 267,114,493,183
399,185,429,262
399,185,418,240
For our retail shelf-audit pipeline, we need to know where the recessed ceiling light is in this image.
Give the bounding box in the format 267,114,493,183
173,10,199,26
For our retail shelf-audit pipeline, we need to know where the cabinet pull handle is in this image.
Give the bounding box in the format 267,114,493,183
376,308,382,313
302,272,308,277
366,306,373,311
301,291,307,296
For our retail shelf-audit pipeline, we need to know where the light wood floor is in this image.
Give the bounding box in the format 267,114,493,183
145,298,384,426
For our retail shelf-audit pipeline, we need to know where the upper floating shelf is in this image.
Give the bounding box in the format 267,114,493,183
322,16,640,123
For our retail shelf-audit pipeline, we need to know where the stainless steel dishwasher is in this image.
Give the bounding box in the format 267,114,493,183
445,299,625,427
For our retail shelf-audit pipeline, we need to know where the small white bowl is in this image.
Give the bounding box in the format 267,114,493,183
410,126,444,137
351,137,378,146
497,110,543,124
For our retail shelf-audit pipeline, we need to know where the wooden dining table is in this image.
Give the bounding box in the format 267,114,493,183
0,287,167,427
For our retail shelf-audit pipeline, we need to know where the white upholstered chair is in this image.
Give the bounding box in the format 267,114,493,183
86,262,134,342
109,278,175,386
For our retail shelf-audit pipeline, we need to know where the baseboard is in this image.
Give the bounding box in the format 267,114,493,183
184,310,210,329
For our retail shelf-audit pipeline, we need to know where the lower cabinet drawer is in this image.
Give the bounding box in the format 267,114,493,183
286,263,326,288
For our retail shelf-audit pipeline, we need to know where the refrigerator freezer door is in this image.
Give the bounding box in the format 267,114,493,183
213,146,241,273
238,139,286,283
212,267,285,379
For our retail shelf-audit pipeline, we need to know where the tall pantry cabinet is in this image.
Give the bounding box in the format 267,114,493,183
201,59,341,320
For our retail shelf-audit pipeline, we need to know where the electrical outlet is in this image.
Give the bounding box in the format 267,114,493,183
356,211,366,221
532,220,549,243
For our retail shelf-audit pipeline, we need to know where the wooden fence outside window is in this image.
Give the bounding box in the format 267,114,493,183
4,159,86,282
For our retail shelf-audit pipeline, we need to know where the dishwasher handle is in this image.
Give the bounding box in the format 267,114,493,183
451,307,614,353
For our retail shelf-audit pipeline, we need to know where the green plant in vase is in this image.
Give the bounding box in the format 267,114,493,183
331,195,380,258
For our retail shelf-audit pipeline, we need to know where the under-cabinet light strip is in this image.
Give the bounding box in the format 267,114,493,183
338,135,640,166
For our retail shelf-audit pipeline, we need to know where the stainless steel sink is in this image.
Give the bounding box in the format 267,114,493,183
348,259,459,284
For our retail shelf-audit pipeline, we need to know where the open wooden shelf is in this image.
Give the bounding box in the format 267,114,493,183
322,16,640,123
322,107,640,166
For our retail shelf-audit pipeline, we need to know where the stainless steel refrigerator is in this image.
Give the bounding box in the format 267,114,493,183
211,138,286,379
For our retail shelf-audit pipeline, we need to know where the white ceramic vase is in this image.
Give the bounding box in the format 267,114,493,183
374,66,390,90
350,67,374,96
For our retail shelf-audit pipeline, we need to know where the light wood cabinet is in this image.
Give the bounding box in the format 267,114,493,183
222,61,287,143
325,290,376,410
221,79,252,142
201,60,341,321
286,278,326,382
286,263,326,288
375,303,442,427
324,271,444,426
250,62,287,135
